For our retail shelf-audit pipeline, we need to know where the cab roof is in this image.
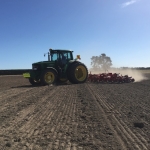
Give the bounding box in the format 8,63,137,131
49,49,73,53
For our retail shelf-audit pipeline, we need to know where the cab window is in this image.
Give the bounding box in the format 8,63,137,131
59,52,72,60
66,52,71,59
63,52,72,60
51,53,58,61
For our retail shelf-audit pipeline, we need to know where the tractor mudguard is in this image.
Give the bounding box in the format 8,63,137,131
46,67,58,74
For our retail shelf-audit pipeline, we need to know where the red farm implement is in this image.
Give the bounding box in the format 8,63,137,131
88,72,135,83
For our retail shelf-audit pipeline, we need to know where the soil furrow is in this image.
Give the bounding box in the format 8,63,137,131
86,83,127,149
0,75,150,149
0,86,53,126
87,83,149,149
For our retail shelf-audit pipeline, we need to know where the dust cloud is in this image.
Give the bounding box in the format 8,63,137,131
114,69,148,82
88,68,148,82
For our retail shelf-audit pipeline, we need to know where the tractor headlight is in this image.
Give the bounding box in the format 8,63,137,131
33,67,37,70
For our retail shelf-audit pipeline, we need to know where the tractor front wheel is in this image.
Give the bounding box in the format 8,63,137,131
29,78,41,86
41,69,57,85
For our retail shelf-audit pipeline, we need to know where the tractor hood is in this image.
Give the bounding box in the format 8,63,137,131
32,61,55,70
32,61,54,65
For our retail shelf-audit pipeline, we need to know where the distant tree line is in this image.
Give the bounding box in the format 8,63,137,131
0,69,31,75
120,67,150,70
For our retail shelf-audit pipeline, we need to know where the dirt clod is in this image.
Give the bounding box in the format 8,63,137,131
134,122,144,128
5,142,11,147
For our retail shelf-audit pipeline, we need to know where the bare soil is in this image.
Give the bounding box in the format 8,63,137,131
0,74,150,150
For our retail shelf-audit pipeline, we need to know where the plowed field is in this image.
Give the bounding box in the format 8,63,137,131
0,75,150,150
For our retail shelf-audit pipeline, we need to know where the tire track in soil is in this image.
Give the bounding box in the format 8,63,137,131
87,83,149,150
91,82,150,142
0,86,57,149
0,87,38,113
20,87,68,149
42,85,88,150
85,84,127,149
6,83,132,149
59,84,123,150
1,77,150,150
0,86,51,125
74,86,104,150
101,82,150,144
118,83,150,132
46,86,76,150
0,85,81,150
121,83,150,114
1,86,55,130
22,85,83,149
0,83,120,150
0,88,32,103
116,83,150,148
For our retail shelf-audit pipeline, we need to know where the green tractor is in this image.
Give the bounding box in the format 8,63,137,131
23,48,88,85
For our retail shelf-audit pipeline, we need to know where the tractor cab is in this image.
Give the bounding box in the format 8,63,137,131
50,49,73,67
50,49,73,66
50,49,73,61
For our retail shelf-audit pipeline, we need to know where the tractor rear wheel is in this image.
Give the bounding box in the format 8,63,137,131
41,69,57,85
29,78,41,86
68,62,88,84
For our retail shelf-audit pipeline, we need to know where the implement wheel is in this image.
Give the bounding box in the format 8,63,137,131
68,62,88,84
41,69,57,85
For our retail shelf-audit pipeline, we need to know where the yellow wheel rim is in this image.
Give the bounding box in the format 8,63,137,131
44,72,55,84
75,65,87,81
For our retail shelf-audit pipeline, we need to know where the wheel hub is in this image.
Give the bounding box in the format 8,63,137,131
75,65,87,81
44,72,54,83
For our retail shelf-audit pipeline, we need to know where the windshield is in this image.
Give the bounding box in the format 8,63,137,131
51,53,58,61
60,52,72,60
51,51,72,61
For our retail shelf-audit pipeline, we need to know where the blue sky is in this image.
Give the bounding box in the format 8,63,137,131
0,0,150,69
